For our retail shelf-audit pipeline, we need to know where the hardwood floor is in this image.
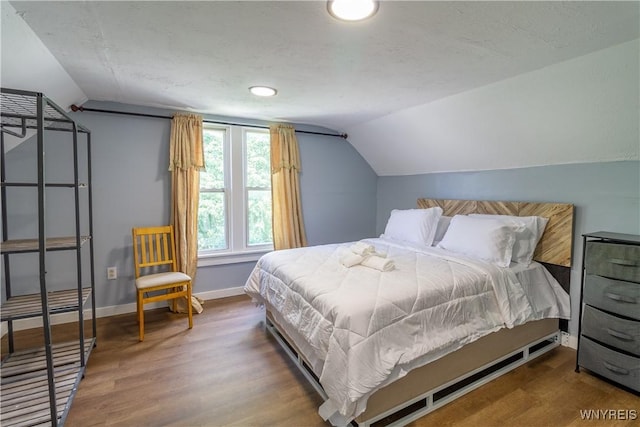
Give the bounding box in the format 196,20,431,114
2,295,637,426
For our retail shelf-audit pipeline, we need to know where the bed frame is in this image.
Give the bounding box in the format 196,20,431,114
264,198,574,426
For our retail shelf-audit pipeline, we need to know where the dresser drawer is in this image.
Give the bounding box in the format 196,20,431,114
584,275,640,320
578,337,640,392
582,305,640,356
586,242,640,283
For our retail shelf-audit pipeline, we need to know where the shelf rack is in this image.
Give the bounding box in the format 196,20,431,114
1,88,96,426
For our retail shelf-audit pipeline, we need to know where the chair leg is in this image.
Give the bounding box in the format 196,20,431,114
187,283,193,329
137,290,144,342
171,290,178,313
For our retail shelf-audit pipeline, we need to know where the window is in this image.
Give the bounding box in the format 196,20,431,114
198,128,227,251
245,131,272,246
198,125,272,262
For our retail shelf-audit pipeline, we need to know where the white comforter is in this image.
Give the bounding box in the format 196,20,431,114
244,238,567,421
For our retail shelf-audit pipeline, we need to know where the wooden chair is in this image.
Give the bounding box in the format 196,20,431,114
132,225,193,341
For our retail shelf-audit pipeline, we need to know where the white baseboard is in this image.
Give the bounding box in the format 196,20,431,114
2,289,582,353
1,286,246,337
560,332,578,349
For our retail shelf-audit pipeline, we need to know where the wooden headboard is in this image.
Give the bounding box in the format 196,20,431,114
417,198,574,267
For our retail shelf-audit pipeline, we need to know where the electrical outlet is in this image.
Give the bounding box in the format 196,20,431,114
561,331,570,346
107,266,117,280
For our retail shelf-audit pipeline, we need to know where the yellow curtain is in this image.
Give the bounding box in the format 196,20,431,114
270,124,307,250
169,113,204,313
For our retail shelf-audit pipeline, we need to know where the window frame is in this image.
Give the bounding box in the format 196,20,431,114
197,124,273,266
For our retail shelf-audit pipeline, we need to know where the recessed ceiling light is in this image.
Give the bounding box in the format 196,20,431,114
327,0,379,22
249,86,277,97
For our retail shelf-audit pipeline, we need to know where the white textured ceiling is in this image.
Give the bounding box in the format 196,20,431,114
7,1,639,133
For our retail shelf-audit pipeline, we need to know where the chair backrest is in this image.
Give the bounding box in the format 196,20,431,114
132,225,179,278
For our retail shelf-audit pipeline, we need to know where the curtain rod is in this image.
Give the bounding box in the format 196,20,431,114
69,105,348,139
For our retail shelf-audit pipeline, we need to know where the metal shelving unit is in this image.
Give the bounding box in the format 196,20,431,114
1,88,96,426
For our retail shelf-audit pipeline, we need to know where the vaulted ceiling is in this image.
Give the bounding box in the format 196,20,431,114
2,1,639,174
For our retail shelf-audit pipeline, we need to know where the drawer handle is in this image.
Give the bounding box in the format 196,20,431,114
608,258,639,267
603,361,630,376
606,328,634,341
604,293,637,304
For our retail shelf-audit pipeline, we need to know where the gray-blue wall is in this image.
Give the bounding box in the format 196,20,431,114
376,160,640,336
2,128,91,299
2,101,377,309
5,99,638,340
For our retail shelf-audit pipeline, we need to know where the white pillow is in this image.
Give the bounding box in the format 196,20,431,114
437,215,519,267
382,207,443,247
432,215,452,246
469,214,549,265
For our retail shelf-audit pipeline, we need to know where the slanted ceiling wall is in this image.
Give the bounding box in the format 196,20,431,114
360,39,639,341
1,2,87,153
0,2,86,110
346,39,639,176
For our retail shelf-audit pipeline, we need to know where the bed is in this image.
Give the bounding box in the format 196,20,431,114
244,198,574,426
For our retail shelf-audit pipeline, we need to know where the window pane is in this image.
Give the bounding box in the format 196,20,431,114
246,131,271,188
198,192,227,251
201,128,225,189
247,190,272,246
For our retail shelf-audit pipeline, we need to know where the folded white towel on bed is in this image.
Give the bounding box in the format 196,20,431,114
339,243,392,269
350,242,376,256
338,248,365,268
361,255,395,272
